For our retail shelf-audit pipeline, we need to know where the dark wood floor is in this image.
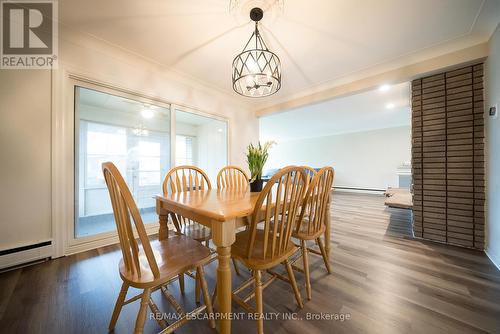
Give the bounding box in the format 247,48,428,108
1,192,500,334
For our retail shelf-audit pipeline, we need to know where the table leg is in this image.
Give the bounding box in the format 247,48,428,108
212,219,236,334
157,199,169,241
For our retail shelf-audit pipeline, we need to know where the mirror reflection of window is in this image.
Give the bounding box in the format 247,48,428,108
75,87,171,238
175,109,228,182
74,87,229,240
176,135,195,166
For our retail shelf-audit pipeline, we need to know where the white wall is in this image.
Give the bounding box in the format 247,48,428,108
0,71,52,249
485,23,500,268
0,26,259,254
265,126,411,190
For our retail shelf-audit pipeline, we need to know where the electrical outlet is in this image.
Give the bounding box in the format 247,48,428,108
490,103,498,119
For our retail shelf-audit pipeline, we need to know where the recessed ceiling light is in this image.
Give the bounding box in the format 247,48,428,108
141,108,154,119
217,128,223,133
386,103,395,109
379,84,391,92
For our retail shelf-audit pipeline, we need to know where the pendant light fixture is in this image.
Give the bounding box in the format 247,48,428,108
232,7,281,97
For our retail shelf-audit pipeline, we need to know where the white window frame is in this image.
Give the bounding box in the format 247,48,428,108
51,70,230,257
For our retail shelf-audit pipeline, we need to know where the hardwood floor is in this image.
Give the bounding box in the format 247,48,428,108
1,192,499,334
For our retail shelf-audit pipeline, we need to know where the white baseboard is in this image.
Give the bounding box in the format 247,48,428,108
65,223,161,255
0,242,53,270
485,248,500,271
333,187,385,195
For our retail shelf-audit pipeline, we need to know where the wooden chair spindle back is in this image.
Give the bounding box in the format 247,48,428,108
300,166,317,191
247,166,307,260
217,165,249,190
162,166,212,233
162,165,212,194
297,167,335,236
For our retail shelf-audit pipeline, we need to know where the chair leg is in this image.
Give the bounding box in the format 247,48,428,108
178,273,185,295
134,288,151,334
211,285,217,308
254,270,264,334
197,266,216,329
232,258,241,276
195,272,201,304
109,282,129,331
301,240,312,300
317,237,332,274
285,259,303,308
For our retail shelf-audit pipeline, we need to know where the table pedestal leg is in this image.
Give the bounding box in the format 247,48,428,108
157,199,169,241
212,220,235,334
216,246,231,334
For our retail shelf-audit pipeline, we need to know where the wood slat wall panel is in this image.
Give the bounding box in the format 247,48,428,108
411,63,485,249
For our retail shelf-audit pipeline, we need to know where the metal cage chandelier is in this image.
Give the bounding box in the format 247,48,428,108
232,7,281,98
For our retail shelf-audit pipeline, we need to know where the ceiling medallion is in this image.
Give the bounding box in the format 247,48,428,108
232,7,282,98
229,0,284,24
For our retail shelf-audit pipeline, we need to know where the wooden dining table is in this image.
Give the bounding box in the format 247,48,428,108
155,188,331,334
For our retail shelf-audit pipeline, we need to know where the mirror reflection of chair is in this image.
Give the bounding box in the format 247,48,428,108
163,166,213,247
292,167,334,300
230,166,307,334
162,165,240,305
102,162,215,334
217,165,250,190
215,165,251,281
162,165,213,304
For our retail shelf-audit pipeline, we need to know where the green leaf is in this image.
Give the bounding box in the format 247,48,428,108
245,140,276,181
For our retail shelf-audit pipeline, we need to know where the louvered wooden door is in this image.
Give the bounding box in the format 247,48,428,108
411,63,485,249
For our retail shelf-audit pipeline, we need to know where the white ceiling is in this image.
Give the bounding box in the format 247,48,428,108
61,0,500,108
260,82,410,142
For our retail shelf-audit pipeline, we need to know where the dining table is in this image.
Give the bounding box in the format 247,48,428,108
155,188,331,334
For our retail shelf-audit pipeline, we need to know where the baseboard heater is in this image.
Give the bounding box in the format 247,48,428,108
0,240,52,271
333,186,385,192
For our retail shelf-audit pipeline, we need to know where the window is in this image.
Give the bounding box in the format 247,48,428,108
175,109,228,182
138,140,161,186
84,122,127,187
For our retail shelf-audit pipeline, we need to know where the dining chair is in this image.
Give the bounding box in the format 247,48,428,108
162,165,239,305
292,166,334,300
231,166,307,334
298,166,317,216
214,166,249,288
299,165,317,191
217,165,249,189
162,165,213,247
102,162,215,334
